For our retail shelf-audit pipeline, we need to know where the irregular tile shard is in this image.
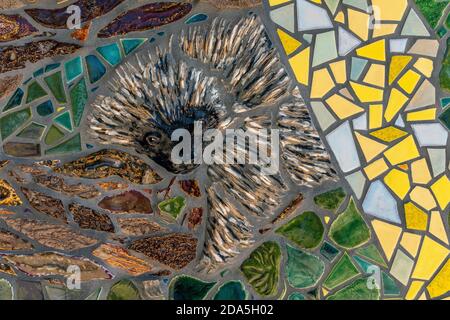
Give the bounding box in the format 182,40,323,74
98,190,152,214
68,203,114,233
21,187,66,222
117,217,164,236
98,2,192,38
0,230,33,250
129,233,197,269
3,218,97,251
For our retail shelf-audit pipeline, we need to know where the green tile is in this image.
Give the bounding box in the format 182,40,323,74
36,100,54,117
3,88,24,111
45,133,81,155
44,71,67,103
0,108,31,140
54,111,73,132
64,56,83,83
158,196,186,219
326,278,380,300
323,253,360,290
276,211,324,249
320,241,340,262
107,279,141,300
355,244,387,268
70,78,88,127
314,187,346,212
286,244,325,289
169,276,216,300
382,272,400,296
26,81,47,104
17,122,46,139
45,125,65,145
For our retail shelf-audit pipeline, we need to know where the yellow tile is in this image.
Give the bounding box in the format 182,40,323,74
369,104,383,129
389,55,412,84
384,88,409,122
419,292,427,300
384,135,420,165
406,108,437,122
348,9,369,41
412,236,449,280
322,287,329,297
427,259,450,299
289,47,310,85
334,11,345,23
410,186,437,211
406,281,425,300
325,94,364,119
414,57,433,78
383,169,410,199
411,158,432,185
356,40,386,62
431,175,450,210
400,232,422,257
373,23,398,38
363,64,385,88
350,81,384,103
324,216,330,224
269,0,291,5
370,126,407,142
429,211,449,245
398,70,421,94
372,219,402,261
329,60,347,84
364,158,389,180
405,202,428,231
398,163,409,171
277,29,302,56
57,107,65,112
355,132,388,162
311,68,335,98
371,0,407,21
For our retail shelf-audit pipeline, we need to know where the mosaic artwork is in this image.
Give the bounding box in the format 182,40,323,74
0,0,448,301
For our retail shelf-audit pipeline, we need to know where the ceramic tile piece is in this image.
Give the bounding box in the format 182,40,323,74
326,94,364,119
86,55,106,84
426,259,450,299
355,132,387,162
323,253,360,290
384,88,409,122
369,126,407,143
409,186,437,211
3,88,24,111
314,188,346,212
406,108,437,122
289,47,310,85
352,112,367,130
120,38,147,55
345,170,366,199
413,58,433,78
329,60,347,84
324,0,339,14
311,101,336,130
363,180,400,224
412,236,449,281
97,43,123,67
311,68,335,98
17,122,45,139
363,64,385,88
26,81,47,104
343,0,368,11
400,232,422,257
356,39,386,62
313,30,337,67
329,199,371,249
429,211,449,245
412,124,448,147
390,249,414,285
320,241,340,261
326,121,361,173
350,82,383,102
268,0,291,5
383,169,410,200
270,4,295,33
45,125,65,145
371,0,407,21
350,57,368,80
388,55,412,85
371,219,402,261
64,56,83,83
405,280,424,300
285,245,325,289
383,135,420,166
401,9,430,37
372,23,397,38
338,27,361,56
45,133,82,155
431,175,450,211
70,78,88,128
411,158,432,185
408,39,439,57
296,0,333,32
395,115,405,127
334,11,345,23
428,148,446,177
405,79,436,111
369,104,383,129
36,100,54,117
347,9,369,41
398,70,421,94
356,244,387,268
404,202,428,231
0,108,31,139
439,105,450,130
389,39,408,53
277,29,302,55
44,72,67,104
382,272,401,296
364,158,388,180
54,111,73,132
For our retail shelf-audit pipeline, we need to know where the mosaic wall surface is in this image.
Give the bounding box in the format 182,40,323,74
0,0,448,300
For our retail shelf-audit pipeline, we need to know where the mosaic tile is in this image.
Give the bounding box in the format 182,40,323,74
323,253,360,290
285,245,325,289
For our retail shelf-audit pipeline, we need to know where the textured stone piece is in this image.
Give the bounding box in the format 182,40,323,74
21,187,67,222
68,203,114,233
98,190,152,214
117,218,164,236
